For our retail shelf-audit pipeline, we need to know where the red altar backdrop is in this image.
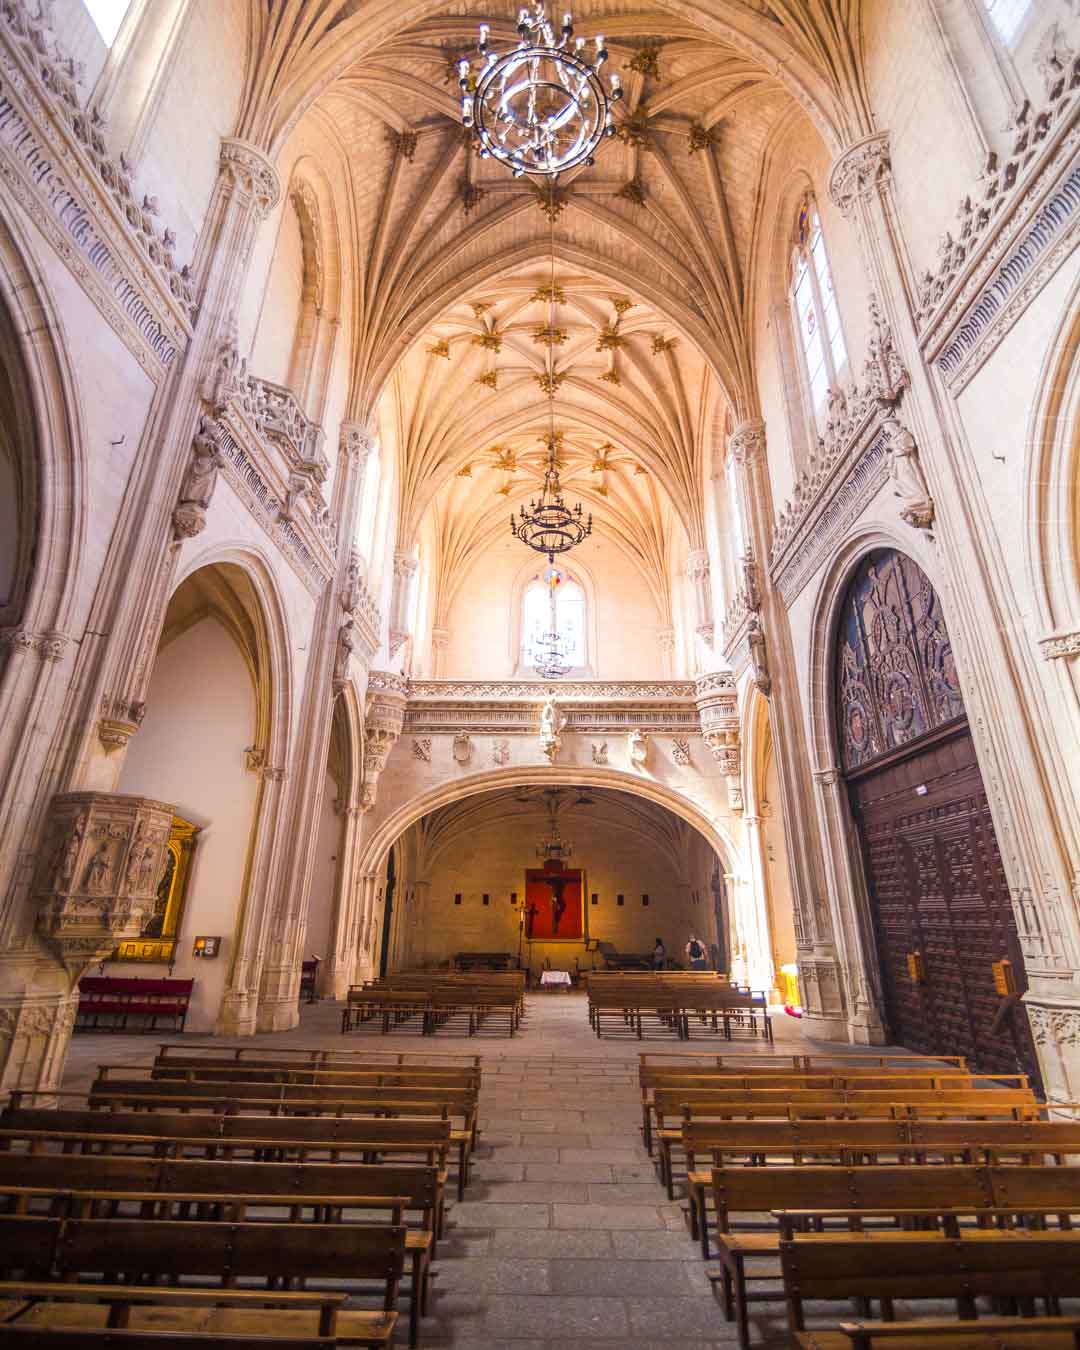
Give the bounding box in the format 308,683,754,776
524,862,585,942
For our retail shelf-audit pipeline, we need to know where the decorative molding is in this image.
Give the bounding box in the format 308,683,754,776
1040,630,1080,659
728,418,766,466
827,132,891,218
407,678,702,702
0,627,70,661
218,136,280,221
0,0,194,374
918,68,1080,392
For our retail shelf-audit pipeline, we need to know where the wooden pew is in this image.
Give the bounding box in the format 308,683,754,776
704,1165,1080,1349
0,1214,404,1346
0,1188,430,1348
779,1231,1080,1340
795,1317,1080,1348
154,1045,482,1070
2,1323,342,1348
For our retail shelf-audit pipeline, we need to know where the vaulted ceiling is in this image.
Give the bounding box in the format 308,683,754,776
246,1,871,605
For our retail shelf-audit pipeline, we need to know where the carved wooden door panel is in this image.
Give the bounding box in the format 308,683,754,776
837,551,1042,1088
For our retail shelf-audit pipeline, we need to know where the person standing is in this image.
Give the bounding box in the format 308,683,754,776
685,933,708,970
652,937,666,971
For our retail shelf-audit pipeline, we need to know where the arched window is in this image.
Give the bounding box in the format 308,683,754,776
85,0,132,45
791,200,847,423
520,567,587,673
357,449,381,562
981,0,1032,45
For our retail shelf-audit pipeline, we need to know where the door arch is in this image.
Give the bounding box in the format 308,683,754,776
834,548,1041,1085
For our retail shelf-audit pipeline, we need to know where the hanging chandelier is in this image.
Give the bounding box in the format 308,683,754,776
460,7,622,179
533,627,571,679
536,791,573,861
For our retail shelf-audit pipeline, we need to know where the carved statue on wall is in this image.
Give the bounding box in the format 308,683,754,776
628,729,650,770
747,616,771,697
173,417,223,539
50,816,85,890
81,842,111,895
539,696,565,763
886,419,935,531
333,618,355,690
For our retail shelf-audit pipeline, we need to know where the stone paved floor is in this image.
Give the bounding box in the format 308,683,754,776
60,992,893,1348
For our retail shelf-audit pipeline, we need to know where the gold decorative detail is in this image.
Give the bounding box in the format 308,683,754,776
595,326,625,352
591,447,617,472
627,43,662,80
472,330,502,351
531,283,566,305
470,301,489,318
426,338,451,359
388,129,418,161
651,334,676,354
442,46,464,84
530,180,568,221
457,463,473,478
619,178,647,205
476,370,499,389
460,178,486,214
534,371,566,394
688,122,718,154
533,326,568,346
617,106,651,147
599,368,621,385
634,462,648,475
113,815,200,965
492,447,518,472
611,296,634,315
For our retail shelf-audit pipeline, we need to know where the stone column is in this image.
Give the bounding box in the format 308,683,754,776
684,550,715,648
253,425,378,1031
727,418,849,1040
743,813,778,996
353,871,381,985
388,552,419,663
322,805,365,1000
430,627,450,679
658,627,676,679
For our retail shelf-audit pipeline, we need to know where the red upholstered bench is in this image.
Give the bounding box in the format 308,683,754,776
76,976,193,1033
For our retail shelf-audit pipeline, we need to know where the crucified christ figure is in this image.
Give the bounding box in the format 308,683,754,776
547,875,569,935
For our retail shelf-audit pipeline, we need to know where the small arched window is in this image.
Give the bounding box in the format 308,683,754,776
981,0,1032,45
356,448,381,563
791,200,847,423
521,567,587,672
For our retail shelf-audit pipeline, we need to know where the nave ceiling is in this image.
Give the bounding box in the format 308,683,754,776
247,1,872,610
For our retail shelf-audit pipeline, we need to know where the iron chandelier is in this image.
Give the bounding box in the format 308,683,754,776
511,433,592,564
459,6,622,178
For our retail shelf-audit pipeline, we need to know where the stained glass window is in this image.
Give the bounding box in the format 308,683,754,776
521,569,586,670
791,201,848,424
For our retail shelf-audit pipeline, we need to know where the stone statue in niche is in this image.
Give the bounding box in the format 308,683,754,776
173,417,223,539
81,842,112,894
591,741,608,765
49,815,85,890
747,616,772,697
123,821,147,890
539,696,566,763
333,618,355,690
492,738,510,766
886,418,935,531
628,729,649,770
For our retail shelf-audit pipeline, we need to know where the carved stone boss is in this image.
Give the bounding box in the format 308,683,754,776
34,792,175,974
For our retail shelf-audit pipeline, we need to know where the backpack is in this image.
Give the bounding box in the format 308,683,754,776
689,940,703,960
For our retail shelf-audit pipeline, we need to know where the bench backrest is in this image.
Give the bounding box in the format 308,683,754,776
2,1331,337,1349
687,1119,1080,1159
78,978,194,998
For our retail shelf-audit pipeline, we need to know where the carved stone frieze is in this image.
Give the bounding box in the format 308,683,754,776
0,627,69,661
218,137,281,221
33,791,174,974
918,66,1080,390
0,0,193,372
1039,630,1080,659
828,132,891,218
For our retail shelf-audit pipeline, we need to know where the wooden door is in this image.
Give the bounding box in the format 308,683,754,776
835,550,1041,1088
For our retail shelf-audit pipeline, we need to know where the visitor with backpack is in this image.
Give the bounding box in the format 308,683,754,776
652,937,667,971
685,933,708,970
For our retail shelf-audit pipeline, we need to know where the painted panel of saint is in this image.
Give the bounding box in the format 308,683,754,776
524,863,585,942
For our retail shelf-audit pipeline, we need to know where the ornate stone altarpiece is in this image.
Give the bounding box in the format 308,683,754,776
112,815,200,965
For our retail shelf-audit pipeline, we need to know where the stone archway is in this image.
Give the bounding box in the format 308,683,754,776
833,547,1041,1085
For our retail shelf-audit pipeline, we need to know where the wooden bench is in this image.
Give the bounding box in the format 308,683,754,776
780,1230,1080,1339
0,1214,404,1346
1,1318,343,1348
154,1046,482,1070
453,952,513,972
795,1316,1080,1348
75,979,194,1034
703,1165,1080,1348
1,1188,430,1348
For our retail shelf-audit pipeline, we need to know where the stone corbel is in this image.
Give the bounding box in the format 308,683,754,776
361,676,407,809
218,137,281,222
827,132,891,220
685,549,715,648
33,792,175,975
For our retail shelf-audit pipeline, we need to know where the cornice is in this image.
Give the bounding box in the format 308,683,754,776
0,0,193,375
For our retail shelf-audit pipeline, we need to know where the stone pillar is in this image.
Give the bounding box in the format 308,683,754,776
353,871,381,985
322,805,366,1000
388,552,419,663
811,766,888,1044
684,550,714,648
254,424,378,1032
431,627,450,679
743,813,778,996
727,417,850,1041
658,627,676,679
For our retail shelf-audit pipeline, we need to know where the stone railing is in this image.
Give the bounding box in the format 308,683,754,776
918,58,1080,390
0,0,194,370
245,376,329,485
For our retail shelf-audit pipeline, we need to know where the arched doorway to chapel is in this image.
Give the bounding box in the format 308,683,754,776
834,549,1041,1086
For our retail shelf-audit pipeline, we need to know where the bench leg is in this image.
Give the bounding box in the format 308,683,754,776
410,1250,423,1347
733,1254,751,1350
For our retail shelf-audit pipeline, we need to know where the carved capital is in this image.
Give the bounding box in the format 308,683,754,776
828,132,891,217
388,629,410,660
97,718,139,753
728,418,766,467
218,137,281,220
339,421,376,466
1039,630,1080,660
813,766,841,788
393,551,420,580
